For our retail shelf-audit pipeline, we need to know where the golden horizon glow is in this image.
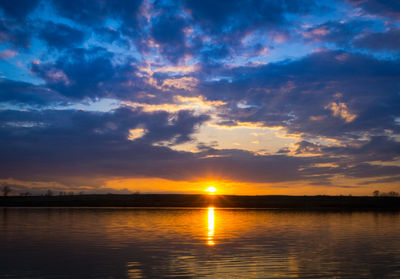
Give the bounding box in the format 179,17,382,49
95,176,400,196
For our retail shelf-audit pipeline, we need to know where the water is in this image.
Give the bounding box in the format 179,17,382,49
1,208,400,278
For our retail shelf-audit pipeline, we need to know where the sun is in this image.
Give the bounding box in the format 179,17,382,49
205,186,217,194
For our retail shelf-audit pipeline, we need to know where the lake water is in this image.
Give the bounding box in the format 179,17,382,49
1,208,400,278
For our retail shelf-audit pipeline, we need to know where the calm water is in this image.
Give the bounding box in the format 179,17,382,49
1,208,400,278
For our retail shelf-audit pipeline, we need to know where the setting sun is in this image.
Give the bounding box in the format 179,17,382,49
205,186,217,194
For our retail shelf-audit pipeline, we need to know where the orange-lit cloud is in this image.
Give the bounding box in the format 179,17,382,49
161,76,198,91
325,102,357,123
123,95,226,114
128,128,147,141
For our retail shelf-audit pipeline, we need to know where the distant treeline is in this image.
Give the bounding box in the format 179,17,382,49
373,190,399,197
0,184,137,197
1,185,399,198
0,186,84,197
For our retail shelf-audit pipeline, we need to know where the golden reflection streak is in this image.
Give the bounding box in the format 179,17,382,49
207,207,215,246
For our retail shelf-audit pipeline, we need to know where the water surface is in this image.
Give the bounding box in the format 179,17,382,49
1,208,400,278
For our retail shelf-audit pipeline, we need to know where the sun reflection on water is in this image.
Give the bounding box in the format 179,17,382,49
207,207,215,246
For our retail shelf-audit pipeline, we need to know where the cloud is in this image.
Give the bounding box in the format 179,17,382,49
354,28,400,53
0,0,40,49
31,47,123,99
348,0,400,19
0,49,17,59
301,20,373,46
0,107,209,182
183,0,317,35
0,19,31,49
150,13,188,63
179,0,324,63
39,22,85,50
50,0,144,28
0,0,40,19
321,136,400,163
0,79,67,106
325,102,357,123
197,50,400,139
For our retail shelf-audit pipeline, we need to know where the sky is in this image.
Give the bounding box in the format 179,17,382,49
0,0,399,195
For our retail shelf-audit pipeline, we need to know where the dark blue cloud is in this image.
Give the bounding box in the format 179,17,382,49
183,0,325,40
0,0,39,19
302,20,373,46
0,0,39,49
50,0,143,34
199,44,231,64
0,79,66,105
183,0,290,35
39,22,85,50
30,44,198,102
322,136,400,163
0,107,209,148
29,46,183,102
95,27,125,45
348,0,400,19
150,13,187,63
31,47,119,99
296,136,400,163
0,19,31,49
0,107,207,179
180,0,325,63
355,28,400,53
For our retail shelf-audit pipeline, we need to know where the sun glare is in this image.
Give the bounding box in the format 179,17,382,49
205,186,217,194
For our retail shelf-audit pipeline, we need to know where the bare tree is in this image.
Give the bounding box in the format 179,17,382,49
387,191,399,197
373,190,380,197
378,191,399,197
2,185,11,197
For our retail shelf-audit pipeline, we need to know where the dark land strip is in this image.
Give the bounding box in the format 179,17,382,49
1,194,399,210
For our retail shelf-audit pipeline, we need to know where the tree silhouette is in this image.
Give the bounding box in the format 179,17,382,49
2,185,11,196
374,190,399,197
387,191,399,197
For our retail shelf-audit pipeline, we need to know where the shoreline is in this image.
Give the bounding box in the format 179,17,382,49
1,194,399,210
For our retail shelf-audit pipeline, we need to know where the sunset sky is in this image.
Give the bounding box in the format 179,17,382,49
0,0,399,195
